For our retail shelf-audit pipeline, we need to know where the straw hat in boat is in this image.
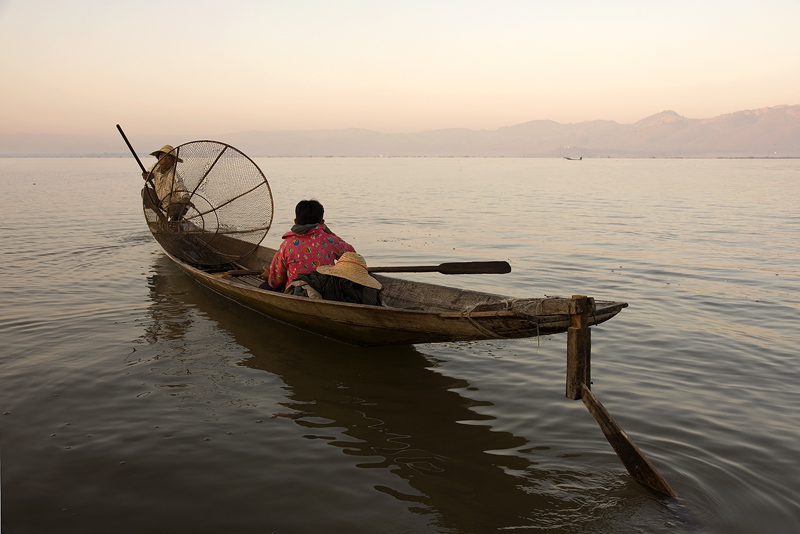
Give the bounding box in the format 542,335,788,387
317,252,382,290
150,144,183,162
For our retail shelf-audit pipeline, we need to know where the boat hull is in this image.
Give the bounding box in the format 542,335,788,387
164,244,627,346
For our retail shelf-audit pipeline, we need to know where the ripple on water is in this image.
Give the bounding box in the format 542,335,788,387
2,158,800,533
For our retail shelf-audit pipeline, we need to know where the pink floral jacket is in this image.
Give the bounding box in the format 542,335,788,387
267,225,355,290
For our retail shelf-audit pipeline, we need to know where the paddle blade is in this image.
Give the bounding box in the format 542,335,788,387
368,261,511,275
437,261,511,274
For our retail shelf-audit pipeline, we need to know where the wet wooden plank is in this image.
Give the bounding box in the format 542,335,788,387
581,384,677,497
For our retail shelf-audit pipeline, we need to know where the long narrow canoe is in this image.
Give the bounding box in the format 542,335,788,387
159,236,627,346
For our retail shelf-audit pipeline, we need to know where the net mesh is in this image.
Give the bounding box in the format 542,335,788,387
143,141,273,266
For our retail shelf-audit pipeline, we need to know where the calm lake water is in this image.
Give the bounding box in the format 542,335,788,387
1,157,799,533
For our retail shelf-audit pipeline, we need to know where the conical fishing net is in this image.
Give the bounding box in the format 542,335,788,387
142,141,273,266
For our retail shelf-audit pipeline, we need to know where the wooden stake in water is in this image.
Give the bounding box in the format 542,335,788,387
566,295,677,498
566,295,591,399
581,384,676,497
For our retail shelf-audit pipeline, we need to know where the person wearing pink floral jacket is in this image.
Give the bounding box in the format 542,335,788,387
260,200,355,291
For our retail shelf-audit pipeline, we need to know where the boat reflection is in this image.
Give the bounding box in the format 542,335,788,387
143,255,636,532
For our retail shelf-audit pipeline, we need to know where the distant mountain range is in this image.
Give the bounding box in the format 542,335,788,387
3,105,799,158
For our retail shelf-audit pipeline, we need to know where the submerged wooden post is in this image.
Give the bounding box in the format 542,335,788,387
565,294,677,498
566,295,591,400
581,384,677,497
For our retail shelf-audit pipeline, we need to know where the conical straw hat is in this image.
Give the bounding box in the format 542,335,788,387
150,144,183,162
317,252,382,289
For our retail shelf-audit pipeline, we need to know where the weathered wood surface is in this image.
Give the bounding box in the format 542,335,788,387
566,295,592,400
581,384,677,497
563,295,677,497
161,241,627,346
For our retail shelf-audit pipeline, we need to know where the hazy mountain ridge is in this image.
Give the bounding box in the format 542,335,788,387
2,105,799,157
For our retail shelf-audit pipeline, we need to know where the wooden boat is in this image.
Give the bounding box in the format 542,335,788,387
125,137,628,346
158,233,627,346
126,136,679,496
131,137,625,346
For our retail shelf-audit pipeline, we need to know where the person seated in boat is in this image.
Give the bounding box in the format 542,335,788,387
141,144,191,222
259,199,355,291
285,252,382,305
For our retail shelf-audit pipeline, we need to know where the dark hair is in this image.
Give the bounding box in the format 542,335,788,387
295,199,324,225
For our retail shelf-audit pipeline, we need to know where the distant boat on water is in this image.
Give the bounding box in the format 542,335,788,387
564,156,582,161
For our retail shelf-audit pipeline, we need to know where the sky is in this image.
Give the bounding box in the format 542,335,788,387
1,0,799,138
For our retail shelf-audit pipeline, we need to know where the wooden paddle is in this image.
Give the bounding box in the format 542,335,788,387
368,261,511,275
225,261,511,278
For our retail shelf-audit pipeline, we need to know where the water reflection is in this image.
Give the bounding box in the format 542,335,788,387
143,255,661,533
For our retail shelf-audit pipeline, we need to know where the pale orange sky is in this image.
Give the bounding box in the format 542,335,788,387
1,0,799,137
